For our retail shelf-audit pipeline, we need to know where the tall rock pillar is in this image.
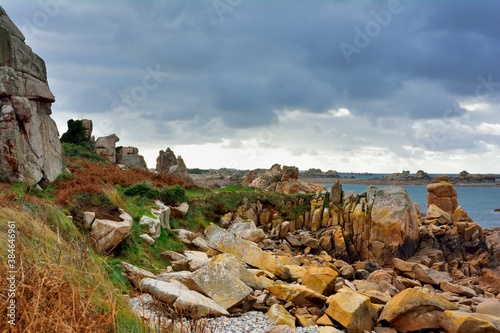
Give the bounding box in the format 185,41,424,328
0,7,63,185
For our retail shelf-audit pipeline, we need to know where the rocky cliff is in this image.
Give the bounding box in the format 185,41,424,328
0,7,63,185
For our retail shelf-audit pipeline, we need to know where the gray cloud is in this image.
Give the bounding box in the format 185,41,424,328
2,0,500,171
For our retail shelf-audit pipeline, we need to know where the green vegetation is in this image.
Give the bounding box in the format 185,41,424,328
0,145,319,332
124,182,160,199
0,199,149,333
159,184,187,206
60,119,90,147
123,183,186,206
62,142,107,162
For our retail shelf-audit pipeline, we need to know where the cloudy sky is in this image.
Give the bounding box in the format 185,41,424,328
3,0,500,173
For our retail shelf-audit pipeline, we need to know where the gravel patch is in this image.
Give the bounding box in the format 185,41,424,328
206,311,336,333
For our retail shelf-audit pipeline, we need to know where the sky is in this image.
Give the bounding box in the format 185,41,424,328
2,0,500,173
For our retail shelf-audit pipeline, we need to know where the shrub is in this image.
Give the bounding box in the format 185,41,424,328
159,184,187,206
124,182,160,199
60,119,90,147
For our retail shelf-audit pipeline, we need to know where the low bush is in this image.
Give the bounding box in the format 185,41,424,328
124,182,160,199
159,184,187,206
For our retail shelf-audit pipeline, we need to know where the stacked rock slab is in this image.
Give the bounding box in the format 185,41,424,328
116,146,147,169
0,7,63,185
423,180,489,277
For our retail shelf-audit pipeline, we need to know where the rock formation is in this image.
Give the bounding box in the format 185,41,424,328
423,180,490,278
456,170,496,183
156,147,194,185
247,164,326,194
81,118,93,143
123,180,500,332
60,118,94,148
0,6,63,185
116,146,147,169
95,133,119,163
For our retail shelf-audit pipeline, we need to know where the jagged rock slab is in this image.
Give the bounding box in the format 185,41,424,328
267,283,327,307
439,310,500,333
267,304,296,328
121,262,156,289
187,260,252,310
140,278,229,318
325,288,377,333
205,223,290,279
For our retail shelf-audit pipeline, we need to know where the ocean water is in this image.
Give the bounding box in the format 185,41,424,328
320,183,500,229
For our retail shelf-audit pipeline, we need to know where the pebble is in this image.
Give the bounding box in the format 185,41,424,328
206,311,339,333
130,295,345,333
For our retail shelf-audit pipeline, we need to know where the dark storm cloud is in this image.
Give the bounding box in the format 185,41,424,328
6,0,498,125
2,0,500,171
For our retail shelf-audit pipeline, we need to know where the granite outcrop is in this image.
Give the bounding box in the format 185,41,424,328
0,6,63,185
125,180,500,332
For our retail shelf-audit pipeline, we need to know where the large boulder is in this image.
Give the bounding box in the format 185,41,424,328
0,7,63,185
267,304,296,328
325,288,377,333
89,209,132,254
95,133,119,163
227,219,266,243
121,262,156,289
187,260,252,310
209,254,264,290
392,258,452,285
205,223,290,279
379,288,458,332
80,119,93,142
302,265,339,295
427,181,458,214
139,278,229,318
360,186,420,265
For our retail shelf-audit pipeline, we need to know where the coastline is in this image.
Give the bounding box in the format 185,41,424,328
300,177,500,187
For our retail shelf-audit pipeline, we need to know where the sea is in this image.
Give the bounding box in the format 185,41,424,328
315,174,500,229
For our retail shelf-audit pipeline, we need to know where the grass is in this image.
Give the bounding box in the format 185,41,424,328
63,142,107,162
0,201,150,333
184,185,315,224
53,157,187,206
0,149,319,332
114,224,185,274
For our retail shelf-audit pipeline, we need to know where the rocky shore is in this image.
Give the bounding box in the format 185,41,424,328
191,167,499,188
123,179,500,333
